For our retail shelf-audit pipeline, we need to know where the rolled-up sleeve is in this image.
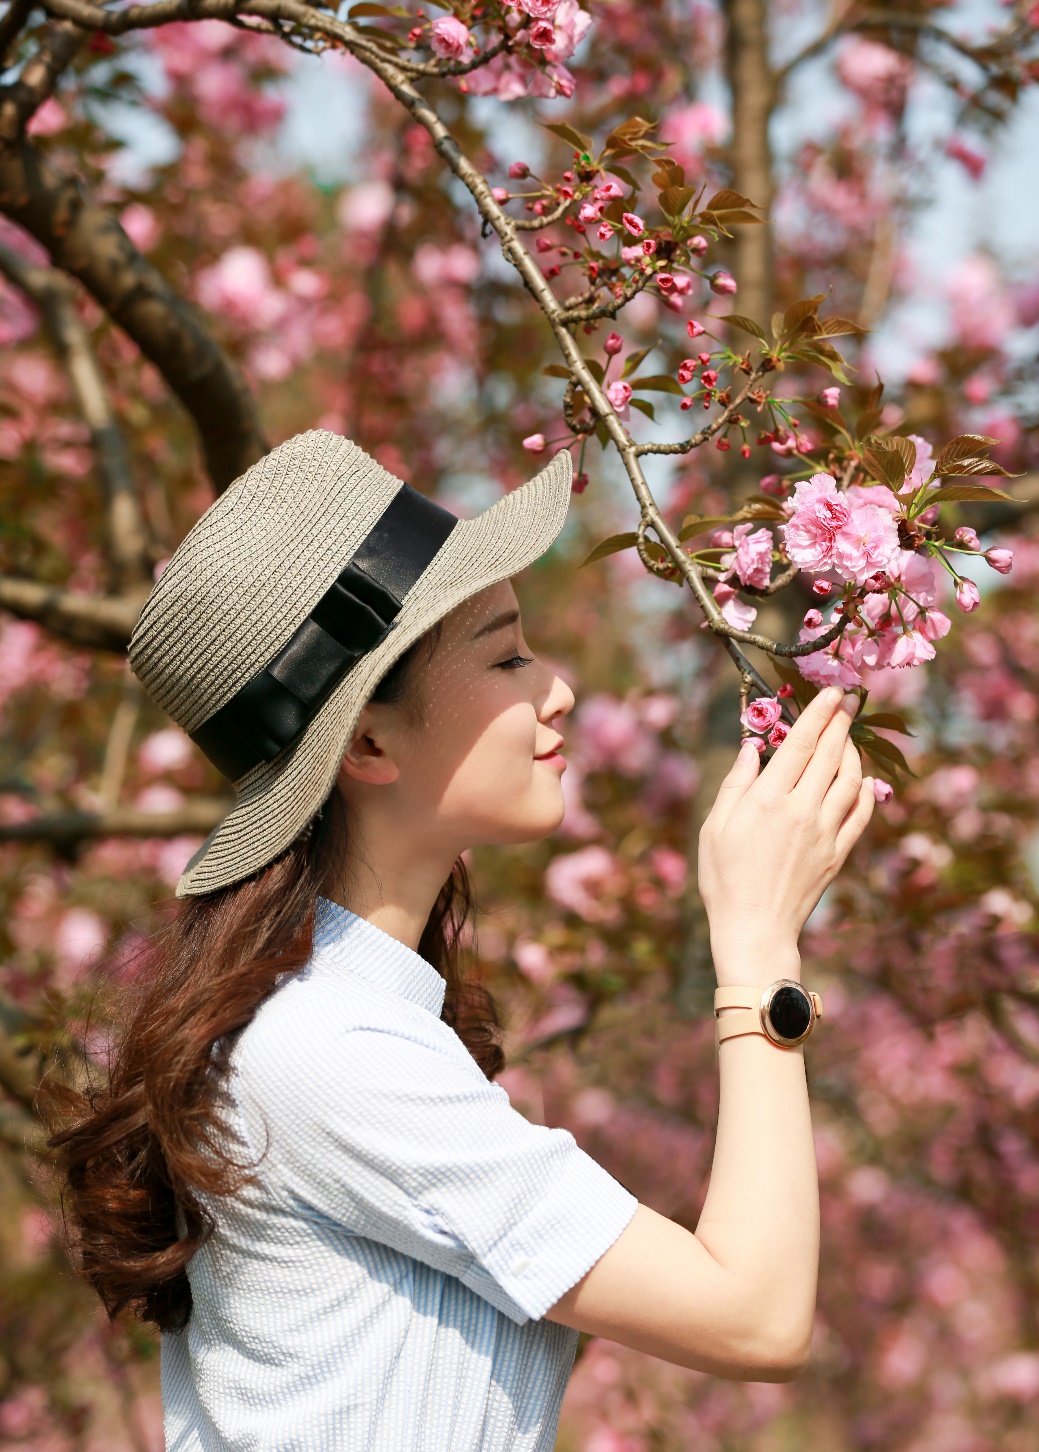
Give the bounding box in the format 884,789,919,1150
236,1015,638,1324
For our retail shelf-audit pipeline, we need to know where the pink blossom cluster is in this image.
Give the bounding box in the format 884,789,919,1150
781,473,901,585
459,0,591,100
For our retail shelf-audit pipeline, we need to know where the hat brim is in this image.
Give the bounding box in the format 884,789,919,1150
175,448,573,897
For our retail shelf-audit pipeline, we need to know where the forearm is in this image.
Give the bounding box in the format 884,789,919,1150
694,941,819,1365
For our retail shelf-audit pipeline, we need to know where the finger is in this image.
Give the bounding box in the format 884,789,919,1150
795,692,858,803
834,777,876,863
762,686,845,793
707,737,761,830
820,735,863,832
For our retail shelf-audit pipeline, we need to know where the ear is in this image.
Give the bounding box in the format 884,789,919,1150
337,705,400,787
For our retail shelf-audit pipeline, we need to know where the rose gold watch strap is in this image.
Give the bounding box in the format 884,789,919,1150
715,1008,765,1042
714,986,759,1011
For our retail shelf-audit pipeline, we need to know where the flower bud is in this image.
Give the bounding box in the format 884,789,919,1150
812,579,832,597
954,526,981,551
604,331,624,355
873,779,894,804
657,273,676,291
572,471,589,494
492,187,509,203
622,212,646,237
597,222,614,241
709,270,738,295
777,683,795,699
767,721,790,748
986,547,1014,574
686,319,706,339
522,433,546,453
688,234,709,256
955,578,981,613
803,608,824,628
819,387,840,408
508,161,530,179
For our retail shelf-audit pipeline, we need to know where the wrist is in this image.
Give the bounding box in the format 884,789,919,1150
710,937,801,988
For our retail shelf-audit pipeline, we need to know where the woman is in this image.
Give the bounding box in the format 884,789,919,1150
50,430,874,1451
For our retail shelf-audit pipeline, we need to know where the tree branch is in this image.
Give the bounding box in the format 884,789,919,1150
31,0,817,683
635,361,771,456
0,242,154,592
0,797,231,844
0,143,267,493
0,575,145,651
0,0,35,70
0,18,82,145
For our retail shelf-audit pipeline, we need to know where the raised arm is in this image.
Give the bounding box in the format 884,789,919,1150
544,686,874,1380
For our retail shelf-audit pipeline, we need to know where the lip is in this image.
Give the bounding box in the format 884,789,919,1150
534,738,565,762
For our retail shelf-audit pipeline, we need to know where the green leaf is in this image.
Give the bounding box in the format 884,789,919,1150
620,342,658,379
659,185,694,217
651,159,686,188
857,731,917,777
630,397,656,420
812,315,868,339
630,374,685,395
582,356,605,384
579,532,638,567
857,711,915,737
704,189,758,212
938,459,1019,479
771,311,785,342
787,346,851,385
352,24,406,45
934,433,1000,474
595,420,610,449
782,294,827,334
606,164,640,192
541,364,571,379
678,513,737,542
740,497,788,521
887,435,917,478
923,482,1015,503
719,313,767,341
542,120,594,153
862,442,906,490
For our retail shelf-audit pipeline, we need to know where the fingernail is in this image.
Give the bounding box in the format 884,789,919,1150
840,693,858,716
823,686,842,704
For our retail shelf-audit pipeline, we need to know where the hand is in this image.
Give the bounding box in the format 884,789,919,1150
698,686,875,985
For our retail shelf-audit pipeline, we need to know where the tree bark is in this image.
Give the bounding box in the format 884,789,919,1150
723,0,775,329
0,575,146,650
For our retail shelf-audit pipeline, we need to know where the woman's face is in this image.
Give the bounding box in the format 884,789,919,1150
340,580,575,856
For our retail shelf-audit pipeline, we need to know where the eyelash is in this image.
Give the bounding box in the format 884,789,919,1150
496,654,535,670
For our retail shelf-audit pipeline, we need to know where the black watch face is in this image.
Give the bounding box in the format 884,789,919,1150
767,985,813,1042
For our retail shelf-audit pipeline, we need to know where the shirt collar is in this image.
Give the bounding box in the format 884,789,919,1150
311,896,446,1017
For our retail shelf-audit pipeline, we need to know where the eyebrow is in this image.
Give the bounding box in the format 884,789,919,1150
469,608,521,642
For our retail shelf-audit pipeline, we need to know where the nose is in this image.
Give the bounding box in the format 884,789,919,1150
538,664,575,723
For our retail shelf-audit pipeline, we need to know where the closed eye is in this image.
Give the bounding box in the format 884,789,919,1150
496,654,535,670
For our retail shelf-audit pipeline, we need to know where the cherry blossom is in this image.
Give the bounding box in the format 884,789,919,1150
430,16,469,59
605,379,632,417
740,696,782,734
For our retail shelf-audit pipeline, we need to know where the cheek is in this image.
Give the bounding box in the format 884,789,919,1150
436,700,539,811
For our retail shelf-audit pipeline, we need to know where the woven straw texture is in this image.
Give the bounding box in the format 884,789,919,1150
126,431,572,897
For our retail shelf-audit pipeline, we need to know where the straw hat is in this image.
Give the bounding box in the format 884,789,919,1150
128,430,573,897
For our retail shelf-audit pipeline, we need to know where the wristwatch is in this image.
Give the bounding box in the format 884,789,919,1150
714,980,822,1049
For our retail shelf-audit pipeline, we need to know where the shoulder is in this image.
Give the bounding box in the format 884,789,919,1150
229,953,473,1104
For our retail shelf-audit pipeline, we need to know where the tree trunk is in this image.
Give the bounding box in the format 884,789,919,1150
723,0,775,329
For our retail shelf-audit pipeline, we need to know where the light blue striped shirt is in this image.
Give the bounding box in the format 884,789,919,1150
161,896,639,1450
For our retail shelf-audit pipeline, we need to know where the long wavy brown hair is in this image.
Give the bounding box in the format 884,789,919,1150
43,626,503,1334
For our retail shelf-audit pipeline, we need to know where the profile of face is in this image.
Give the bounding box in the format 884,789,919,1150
336,580,576,863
